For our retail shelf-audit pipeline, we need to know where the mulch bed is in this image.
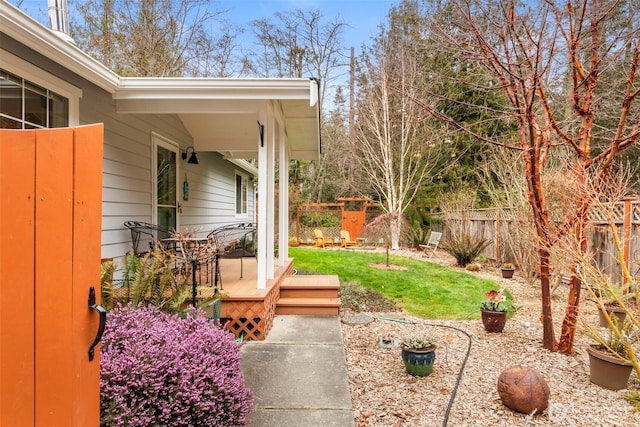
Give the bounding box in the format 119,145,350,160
340,249,640,427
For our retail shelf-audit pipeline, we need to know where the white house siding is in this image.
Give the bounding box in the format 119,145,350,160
178,151,256,236
76,82,184,259
2,39,256,262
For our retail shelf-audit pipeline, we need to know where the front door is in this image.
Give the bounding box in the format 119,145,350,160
154,135,178,233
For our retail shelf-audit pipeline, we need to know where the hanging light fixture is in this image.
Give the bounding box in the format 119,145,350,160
181,146,199,164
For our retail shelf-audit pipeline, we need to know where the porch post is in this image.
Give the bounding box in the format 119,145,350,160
266,108,276,279
257,110,268,289
278,119,289,265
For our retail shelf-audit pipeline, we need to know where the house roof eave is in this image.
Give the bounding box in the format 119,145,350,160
1,2,120,93
115,78,321,161
115,77,319,102
2,4,321,161
226,158,258,176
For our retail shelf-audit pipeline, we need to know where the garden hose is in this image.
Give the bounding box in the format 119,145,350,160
374,316,473,427
424,322,473,427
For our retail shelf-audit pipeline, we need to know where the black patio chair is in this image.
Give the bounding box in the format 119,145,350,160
123,221,173,256
206,223,256,289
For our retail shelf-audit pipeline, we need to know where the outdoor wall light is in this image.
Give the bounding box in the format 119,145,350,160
182,146,199,164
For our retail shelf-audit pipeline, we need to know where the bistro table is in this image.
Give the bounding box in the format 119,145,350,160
161,236,212,307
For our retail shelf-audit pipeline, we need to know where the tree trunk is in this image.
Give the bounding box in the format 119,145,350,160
390,213,401,250
556,214,588,354
557,272,582,354
539,247,556,350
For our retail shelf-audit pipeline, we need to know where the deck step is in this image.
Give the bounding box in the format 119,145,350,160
275,297,341,316
277,274,341,316
280,275,340,299
281,274,340,286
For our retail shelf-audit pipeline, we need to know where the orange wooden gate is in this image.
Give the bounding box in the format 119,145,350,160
0,125,104,426
341,210,366,238
339,197,369,238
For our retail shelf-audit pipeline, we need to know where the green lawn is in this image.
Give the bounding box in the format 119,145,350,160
289,247,507,320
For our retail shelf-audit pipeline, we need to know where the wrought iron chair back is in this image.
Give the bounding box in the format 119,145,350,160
123,221,172,256
206,223,256,289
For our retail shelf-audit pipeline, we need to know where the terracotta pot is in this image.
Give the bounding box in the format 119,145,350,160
586,345,633,390
401,345,436,377
597,305,627,328
501,268,515,279
481,309,507,332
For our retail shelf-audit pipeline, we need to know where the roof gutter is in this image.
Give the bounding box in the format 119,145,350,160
115,77,319,100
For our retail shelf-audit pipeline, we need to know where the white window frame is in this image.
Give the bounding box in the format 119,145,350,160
235,170,248,217
152,132,180,229
1,50,81,126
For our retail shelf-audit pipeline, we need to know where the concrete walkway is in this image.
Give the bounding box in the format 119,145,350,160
240,315,355,427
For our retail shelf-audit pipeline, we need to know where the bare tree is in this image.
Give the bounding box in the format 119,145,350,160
250,9,347,105
416,0,640,353
249,9,348,203
72,0,244,77
316,89,354,201
354,1,444,250
555,165,640,379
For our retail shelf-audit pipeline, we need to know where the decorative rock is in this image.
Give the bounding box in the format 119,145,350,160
378,337,400,348
341,313,374,325
497,366,550,414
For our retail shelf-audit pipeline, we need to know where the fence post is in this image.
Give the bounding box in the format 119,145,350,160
295,206,300,242
495,207,501,262
622,197,638,283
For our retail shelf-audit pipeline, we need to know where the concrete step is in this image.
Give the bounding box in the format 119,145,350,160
275,297,341,316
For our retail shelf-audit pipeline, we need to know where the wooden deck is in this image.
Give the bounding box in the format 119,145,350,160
195,257,341,341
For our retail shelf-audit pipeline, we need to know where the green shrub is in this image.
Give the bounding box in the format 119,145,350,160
441,233,490,266
300,212,341,228
407,225,429,247
101,250,215,314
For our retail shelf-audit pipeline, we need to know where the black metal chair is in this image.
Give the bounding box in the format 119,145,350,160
123,221,172,256
206,223,256,289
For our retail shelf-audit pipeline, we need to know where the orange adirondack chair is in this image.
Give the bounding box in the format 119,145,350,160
313,229,334,248
340,230,357,248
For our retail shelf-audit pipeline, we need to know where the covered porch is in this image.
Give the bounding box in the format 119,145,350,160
114,78,321,294
112,78,336,340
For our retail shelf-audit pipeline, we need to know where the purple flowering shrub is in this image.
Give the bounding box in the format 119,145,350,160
100,304,254,426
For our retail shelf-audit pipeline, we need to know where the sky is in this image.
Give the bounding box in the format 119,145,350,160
216,0,399,52
9,0,400,105
11,0,400,53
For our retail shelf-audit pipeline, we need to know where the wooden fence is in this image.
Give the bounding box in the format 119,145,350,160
432,198,640,284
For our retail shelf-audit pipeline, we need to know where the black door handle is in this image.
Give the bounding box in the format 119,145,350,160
88,286,107,362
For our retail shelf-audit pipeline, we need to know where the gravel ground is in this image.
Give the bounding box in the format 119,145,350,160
340,249,640,427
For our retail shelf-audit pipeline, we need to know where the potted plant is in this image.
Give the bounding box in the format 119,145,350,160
583,319,638,390
592,282,633,327
500,263,515,279
400,337,436,377
480,288,518,333
288,237,301,247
